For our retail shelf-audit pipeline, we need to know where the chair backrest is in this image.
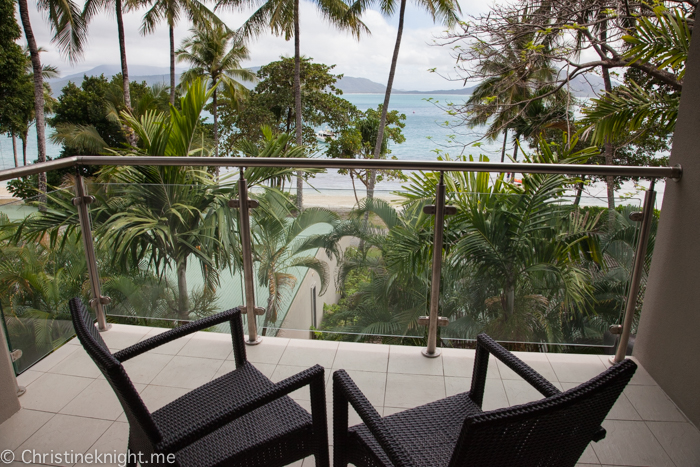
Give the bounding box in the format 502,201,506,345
449,358,637,467
69,298,162,452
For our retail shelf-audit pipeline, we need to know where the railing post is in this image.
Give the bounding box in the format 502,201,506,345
232,170,262,345
423,172,447,358
613,179,656,363
73,174,110,332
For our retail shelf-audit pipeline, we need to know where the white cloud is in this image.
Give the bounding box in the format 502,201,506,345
21,0,490,91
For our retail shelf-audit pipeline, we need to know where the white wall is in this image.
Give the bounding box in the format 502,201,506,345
634,32,700,428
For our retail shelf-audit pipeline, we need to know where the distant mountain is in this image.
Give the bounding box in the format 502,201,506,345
335,74,612,97
48,65,187,95
335,77,387,94
48,64,615,98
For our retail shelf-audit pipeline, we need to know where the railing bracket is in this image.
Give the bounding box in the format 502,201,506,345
423,205,457,216
89,296,112,308
72,195,95,206
228,199,259,209
629,212,643,222
609,325,623,335
418,316,449,327
240,306,266,316
10,349,22,362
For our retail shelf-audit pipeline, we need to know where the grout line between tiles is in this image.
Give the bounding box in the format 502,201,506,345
11,410,58,451
641,420,682,467
140,352,176,387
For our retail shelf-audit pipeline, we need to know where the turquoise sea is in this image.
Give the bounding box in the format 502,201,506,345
0,93,496,170
0,93,656,205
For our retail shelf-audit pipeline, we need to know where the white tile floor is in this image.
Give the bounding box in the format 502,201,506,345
3,323,699,467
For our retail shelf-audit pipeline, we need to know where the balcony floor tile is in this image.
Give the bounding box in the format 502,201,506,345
624,385,688,422
59,379,144,421
591,420,675,467
442,348,501,379
332,341,390,373
7,324,699,467
547,353,608,383
49,348,102,379
278,339,338,368
388,345,443,376
29,343,79,373
15,414,113,466
233,337,289,365
646,421,700,466
326,369,386,407
149,355,224,389
502,379,564,407
177,333,234,360
138,328,192,355
561,382,641,421
100,324,153,350
0,409,54,451
384,373,445,408
74,422,129,467
121,353,174,385
20,373,94,413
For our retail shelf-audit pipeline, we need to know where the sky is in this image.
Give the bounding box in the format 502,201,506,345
22,0,492,91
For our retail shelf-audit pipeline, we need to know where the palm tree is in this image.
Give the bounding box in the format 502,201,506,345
12,80,318,320
251,189,340,333
368,0,460,196
140,0,223,105
18,48,58,167
0,216,88,372
216,0,367,210
235,125,316,189
83,0,138,145
16,0,87,194
50,81,172,156
177,23,255,157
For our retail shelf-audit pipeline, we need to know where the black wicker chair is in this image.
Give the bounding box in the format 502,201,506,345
333,333,637,467
68,297,330,467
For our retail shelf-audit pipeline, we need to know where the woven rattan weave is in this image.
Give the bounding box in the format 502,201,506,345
333,333,637,467
69,297,330,467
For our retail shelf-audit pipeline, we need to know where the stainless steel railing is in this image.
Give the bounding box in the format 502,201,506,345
0,156,679,356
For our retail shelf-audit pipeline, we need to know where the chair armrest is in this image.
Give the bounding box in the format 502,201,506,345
157,364,326,452
333,370,415,467
469,333,560,407
114,308,241,362
470,334,607,442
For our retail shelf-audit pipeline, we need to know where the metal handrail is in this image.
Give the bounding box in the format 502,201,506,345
0,155,683,182
0,156,673,356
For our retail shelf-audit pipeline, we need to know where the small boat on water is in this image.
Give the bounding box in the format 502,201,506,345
316,129,336,141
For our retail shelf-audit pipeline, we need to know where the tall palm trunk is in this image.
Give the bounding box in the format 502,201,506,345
573,177,584,206
212,87,218,157
169,23,176,105
503,281,515,319
17,0,46,196
177,262,189,320
369,0,407,200
602,65,615,217
294,0,303,211
115,0,136,147
12,134,18,168
21,130,28,166
500,127,508,162
599,13,615,218
510,139,519,181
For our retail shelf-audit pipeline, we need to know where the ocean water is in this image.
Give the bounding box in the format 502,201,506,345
0,94,496,169
0,93,658,205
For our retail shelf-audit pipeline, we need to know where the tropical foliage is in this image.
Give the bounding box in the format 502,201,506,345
317,139,654,347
